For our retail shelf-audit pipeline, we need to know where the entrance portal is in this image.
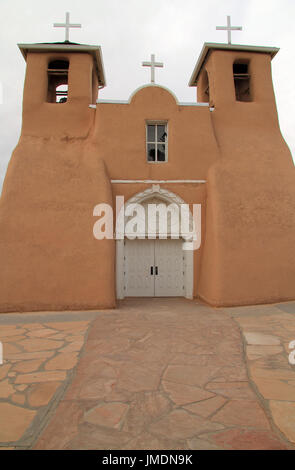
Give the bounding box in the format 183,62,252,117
115,186,194,299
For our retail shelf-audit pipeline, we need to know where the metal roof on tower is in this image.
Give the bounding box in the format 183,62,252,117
189,42,279,87
18,42,106,87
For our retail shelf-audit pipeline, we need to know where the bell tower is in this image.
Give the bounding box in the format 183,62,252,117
190,42,281,119
0,23,115,313
189,40,295,306
18,42,105,137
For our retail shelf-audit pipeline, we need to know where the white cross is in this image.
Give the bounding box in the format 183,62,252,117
142,54,163,83
216,15,242,44
53,12,82,42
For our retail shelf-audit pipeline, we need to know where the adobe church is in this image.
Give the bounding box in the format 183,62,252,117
0,15,294,312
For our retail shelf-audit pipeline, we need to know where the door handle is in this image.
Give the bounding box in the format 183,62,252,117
155,266,158,275
151,266,153,275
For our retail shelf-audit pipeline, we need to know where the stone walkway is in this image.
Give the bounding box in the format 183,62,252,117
0,313,93,449
231,302,295,445
0,299,295,450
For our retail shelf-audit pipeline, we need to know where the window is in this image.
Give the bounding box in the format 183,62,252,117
233,61,252,102
47,59,69,103
146,123,168,162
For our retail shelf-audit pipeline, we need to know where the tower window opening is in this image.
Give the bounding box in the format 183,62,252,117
47,59,69,103
233,61,252,102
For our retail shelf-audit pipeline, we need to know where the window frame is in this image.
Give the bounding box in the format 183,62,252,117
146,121,168,163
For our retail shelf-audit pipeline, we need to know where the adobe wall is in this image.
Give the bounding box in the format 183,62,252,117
0,138,115,312
0,47,294,311
93,85,220,297
0,51,115,312
0,81,219,311
93,86,219,180
197,50,295,305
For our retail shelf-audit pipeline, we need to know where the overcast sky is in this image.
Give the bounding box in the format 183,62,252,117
0,0,294,191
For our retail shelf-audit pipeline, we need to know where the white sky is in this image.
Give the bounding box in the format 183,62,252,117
0,0,294,191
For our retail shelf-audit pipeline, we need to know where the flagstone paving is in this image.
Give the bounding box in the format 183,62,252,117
230,302,295,446
0,299,295,450
0,317,91,448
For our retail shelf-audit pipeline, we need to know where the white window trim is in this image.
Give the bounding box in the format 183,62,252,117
146,121,168,163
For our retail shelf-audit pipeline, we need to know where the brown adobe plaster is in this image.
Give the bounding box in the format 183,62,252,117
93,85,219,181
22,52,97,138
0,45,294,312
0,137,115,312
197,50,295,306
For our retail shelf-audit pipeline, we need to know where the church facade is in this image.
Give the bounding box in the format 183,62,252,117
0,38,294,312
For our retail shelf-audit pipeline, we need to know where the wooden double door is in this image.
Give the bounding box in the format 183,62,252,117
124,239,184,297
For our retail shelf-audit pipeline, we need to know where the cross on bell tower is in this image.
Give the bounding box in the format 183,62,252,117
53,12,82,42
142,54,164,83
216,15,242,44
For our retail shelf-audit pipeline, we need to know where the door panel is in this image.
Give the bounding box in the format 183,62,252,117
154,239,184,296
124,238,184,297
124,239,154,296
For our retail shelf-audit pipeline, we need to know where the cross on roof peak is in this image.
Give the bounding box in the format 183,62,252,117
216,15,242,44
53,12,82,43
142,54,164,84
